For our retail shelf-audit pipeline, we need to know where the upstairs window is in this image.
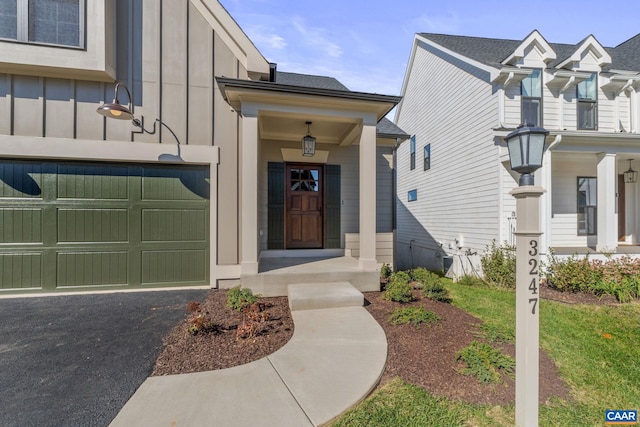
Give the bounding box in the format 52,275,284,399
410,135,416,170
521,69,542,126
423,144,431,171
577,73,597,130
0,0,84,48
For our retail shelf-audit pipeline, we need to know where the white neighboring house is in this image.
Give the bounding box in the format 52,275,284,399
395,30,640,276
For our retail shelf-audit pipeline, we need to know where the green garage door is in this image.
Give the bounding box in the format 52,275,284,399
0,160,210,292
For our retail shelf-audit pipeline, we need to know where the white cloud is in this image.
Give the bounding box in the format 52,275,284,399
291,17,343,58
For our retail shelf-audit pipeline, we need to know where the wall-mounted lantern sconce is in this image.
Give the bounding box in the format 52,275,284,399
96,81,181,147
302,121,316,157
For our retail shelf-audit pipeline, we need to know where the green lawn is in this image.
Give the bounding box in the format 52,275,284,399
331,281,640,426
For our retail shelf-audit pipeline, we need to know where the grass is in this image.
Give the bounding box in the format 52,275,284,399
331,279,640,426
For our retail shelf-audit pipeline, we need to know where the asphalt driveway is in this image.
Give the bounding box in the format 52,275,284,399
0,289,208,427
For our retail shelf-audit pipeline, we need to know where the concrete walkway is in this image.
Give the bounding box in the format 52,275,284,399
109,282,387,427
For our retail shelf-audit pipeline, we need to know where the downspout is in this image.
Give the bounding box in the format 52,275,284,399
616,79,633,132
542,134,562,255
627,85,636,133
499,72,515,128
558,76,575,130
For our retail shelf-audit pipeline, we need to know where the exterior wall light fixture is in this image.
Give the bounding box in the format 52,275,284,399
96,81,181,146
302,121,316,157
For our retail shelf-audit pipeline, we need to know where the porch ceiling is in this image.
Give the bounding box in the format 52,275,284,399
259,113,362,146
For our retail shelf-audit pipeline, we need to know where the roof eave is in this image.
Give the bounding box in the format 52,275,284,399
216,77,402,121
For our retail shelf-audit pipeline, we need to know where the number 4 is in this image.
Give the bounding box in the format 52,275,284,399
529,278,538,294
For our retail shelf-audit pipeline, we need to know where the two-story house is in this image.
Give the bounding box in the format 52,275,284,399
395,30,640,276
0,0,407,295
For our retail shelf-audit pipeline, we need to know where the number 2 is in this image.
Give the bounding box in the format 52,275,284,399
529,258,538,275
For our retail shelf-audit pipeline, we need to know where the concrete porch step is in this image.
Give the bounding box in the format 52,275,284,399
288,282,364,311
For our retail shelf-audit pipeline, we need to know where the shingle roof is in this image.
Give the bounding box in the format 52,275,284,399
418,32,640,73
377,117,409,138
275,71,349,91
271,71,409,139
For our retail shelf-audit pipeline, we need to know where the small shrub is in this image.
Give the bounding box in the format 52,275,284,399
480,241,516,288
456,340,515,384
383,273,415,303
411,268,440,288
380,263,392,280
456,274,486,287
545,252,599,293
226,286,259,312
388,306,441,326
185,301,217,336
236,302,270,340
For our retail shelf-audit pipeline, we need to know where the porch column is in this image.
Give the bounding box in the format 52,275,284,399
240,112,259,275
359,122,377,270
539,151,552,256
597,153,617,252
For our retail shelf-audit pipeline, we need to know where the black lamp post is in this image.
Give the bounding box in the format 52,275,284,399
505,124,549,186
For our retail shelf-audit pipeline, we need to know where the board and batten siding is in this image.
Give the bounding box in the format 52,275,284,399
0,2,250,267
395,39,501,271
258,141,394,252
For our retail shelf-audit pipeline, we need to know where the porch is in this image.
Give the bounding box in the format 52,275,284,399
240,252,380,297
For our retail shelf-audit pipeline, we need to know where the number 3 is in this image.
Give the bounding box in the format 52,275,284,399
529,239,538,256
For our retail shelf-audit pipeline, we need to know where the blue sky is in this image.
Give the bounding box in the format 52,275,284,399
221,0,640,97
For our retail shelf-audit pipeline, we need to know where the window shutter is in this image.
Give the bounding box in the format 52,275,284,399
325,164,341,248
267,162,285,249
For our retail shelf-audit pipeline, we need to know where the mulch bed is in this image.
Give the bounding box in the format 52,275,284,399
152,289,294,376
151,283,612,405
364,290,570,405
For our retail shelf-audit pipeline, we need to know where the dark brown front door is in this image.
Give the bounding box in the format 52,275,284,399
619,174,626,241
286,164,323,249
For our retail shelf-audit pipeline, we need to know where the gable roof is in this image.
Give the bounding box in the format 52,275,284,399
419,32,640,72
275,72,350,91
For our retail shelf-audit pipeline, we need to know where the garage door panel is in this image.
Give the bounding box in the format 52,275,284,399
57,252,128,287
141,209,206,242
0,160,210,292
0,252,43,289
57,209,128,243
57,164,128,200
142,166,209,201
0,208,43,243
142,249,206,284
0,161,44,199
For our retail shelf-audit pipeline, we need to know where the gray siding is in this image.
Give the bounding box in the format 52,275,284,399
0,2,248,267
395,40,501,271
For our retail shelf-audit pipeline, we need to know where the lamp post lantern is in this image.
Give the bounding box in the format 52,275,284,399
504,124,548,427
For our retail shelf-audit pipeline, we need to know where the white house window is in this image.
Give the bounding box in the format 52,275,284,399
410,135,416,170
577,177,596,236
408,189,417,202
521,69,542,126
577,73,597,130
423,144,431,171
0,0,84,48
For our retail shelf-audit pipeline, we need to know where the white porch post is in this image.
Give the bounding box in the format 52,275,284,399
359,122,377,270
597,153,617,252
539,152,553,255
240,112,259,275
